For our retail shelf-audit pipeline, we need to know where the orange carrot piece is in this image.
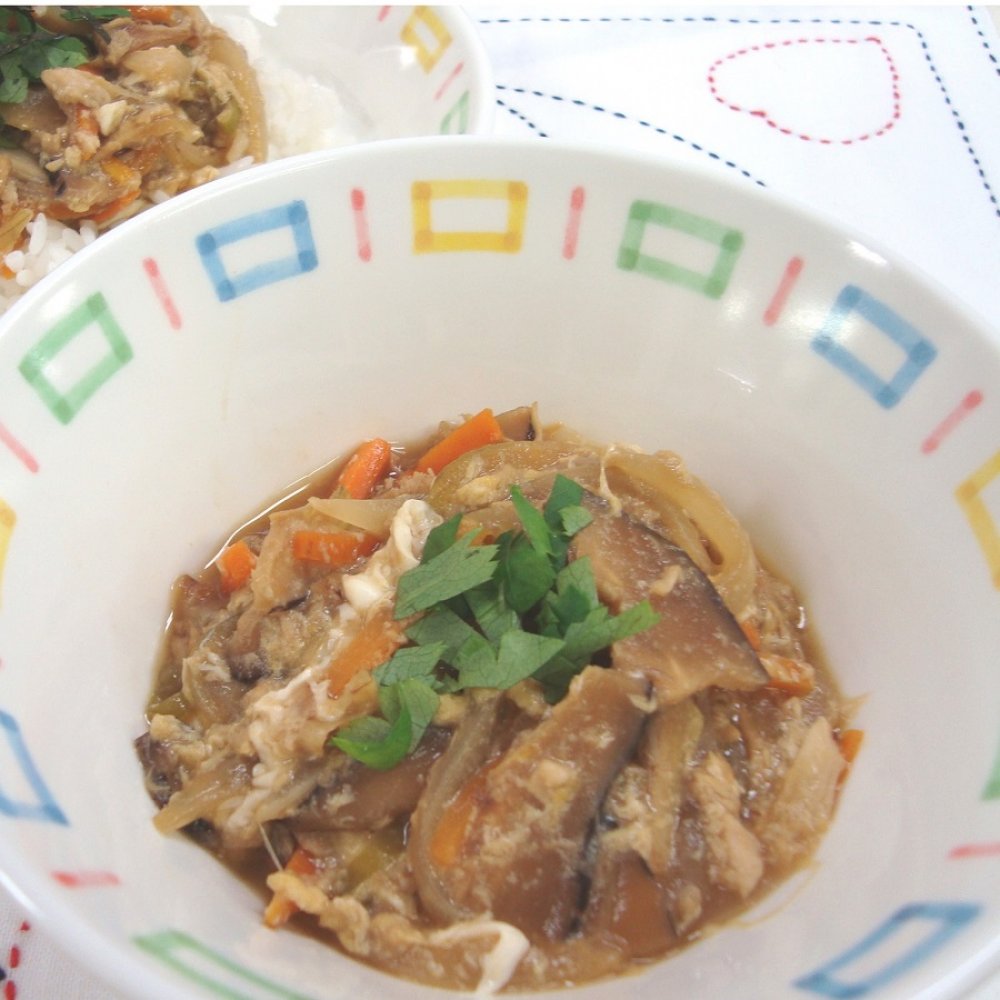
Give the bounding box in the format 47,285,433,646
285,845,317,876
264,895,296,928
740,618,762,652
839,728,865,764
326,606,406,697
428,770,488,868
217,539,256,594
88,189,140,226
263,847,316,928
291,530,380,567
762,655,815,697
125,6,177,24
334,437,392,500
414,408,506,474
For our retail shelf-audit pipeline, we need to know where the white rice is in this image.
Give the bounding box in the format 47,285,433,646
0,13,359,317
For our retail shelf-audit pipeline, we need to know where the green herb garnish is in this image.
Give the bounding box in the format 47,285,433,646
0,7,129,106
331,475,659,770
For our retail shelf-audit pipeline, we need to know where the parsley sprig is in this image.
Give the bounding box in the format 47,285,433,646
331,475,659,770
0,8,129,106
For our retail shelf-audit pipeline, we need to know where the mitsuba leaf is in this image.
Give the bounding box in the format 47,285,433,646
330,705,412,771
453,631,498,688
510,485,553,558
394,529,498,617
420,514,461,564
380,679,440,751
463,582,518,644
405,606,479,661
373,642,446,686
497,531,555,614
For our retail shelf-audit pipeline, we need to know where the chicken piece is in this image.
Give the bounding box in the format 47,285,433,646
689,751,764,899
40,67,130,109
756,717,846,869
101,16,198,64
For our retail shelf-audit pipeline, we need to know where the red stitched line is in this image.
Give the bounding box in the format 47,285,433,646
706,35,902,145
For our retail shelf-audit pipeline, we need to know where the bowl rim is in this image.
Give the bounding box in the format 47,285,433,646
1,133,996,350
0,134,997,1000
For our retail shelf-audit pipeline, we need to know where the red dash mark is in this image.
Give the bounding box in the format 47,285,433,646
0,421,38,474
3,919,28,999
921,389,983,455
377,6,391,21
51,870,121,888
562,186,586,260
351,188,372,262
949,842,1000,859
434,61,464,101
142,257,182,330
763,256,804,325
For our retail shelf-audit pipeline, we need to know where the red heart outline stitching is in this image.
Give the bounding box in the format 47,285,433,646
708,36,901,145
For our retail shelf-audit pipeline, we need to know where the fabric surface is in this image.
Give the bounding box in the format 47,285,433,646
2,6,998,998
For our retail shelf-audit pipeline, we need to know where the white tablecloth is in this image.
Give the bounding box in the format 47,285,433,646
3,6,999,998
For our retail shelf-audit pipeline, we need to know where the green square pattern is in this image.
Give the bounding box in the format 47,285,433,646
440,90,470,134
18,292,132,425
617,199,744,299
134,930,315,1000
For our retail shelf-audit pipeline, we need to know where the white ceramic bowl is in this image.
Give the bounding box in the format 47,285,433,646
0,138,997,1000
205,5,495,145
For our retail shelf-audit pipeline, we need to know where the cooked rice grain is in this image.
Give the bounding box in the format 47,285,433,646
0,13,358,317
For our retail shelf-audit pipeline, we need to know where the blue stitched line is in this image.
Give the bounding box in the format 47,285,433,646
480,14,1000,220
966,5,1000,77
495,85,765,187
497,98,548,138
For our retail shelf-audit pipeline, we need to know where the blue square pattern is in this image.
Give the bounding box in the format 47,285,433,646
812,285,938,408
0,710,67,825
794,901,981,998
196,200,318,302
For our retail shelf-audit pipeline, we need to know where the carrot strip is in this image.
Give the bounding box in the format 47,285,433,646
740,618,762,652
839,728,865,764
285,845,316,876
326,606,406,697
263,847,316,928
761,655,815,697
334,437,392,500
428,768,490,868
87,189,140,226
414,408,506,474
217,540,255,594
124,6,177,24
263,895,296,928
101,157,140,187
291,530,380,567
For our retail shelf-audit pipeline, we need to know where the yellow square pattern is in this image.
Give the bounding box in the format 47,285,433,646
412,179,528,253
0,499,14,607
956,448,1000,589
401,6,452,73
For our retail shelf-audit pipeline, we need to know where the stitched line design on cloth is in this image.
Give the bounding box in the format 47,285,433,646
0,918,29,999
966,5,1000,79
707,36,902,144
495,85,766,187
496,97,549,138
480,14,1000,220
